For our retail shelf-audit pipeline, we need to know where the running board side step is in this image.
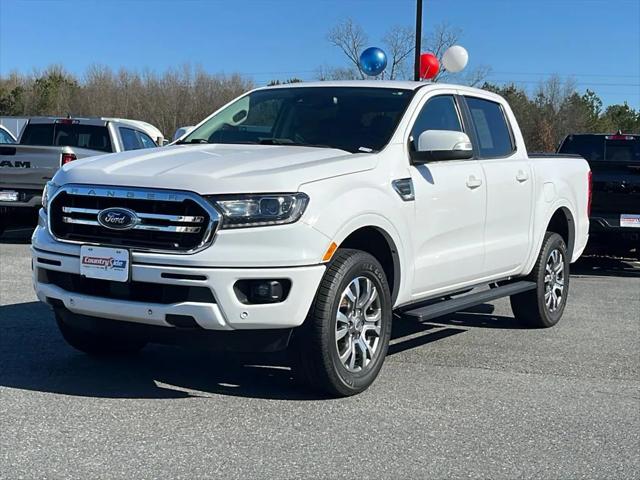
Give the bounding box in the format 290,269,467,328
401,281,536,322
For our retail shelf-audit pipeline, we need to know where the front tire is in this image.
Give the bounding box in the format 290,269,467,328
510,232,570,328
55,310,147,356
292,249,392,397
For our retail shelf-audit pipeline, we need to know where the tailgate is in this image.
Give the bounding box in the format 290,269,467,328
591,161,640,216
0,145,62,190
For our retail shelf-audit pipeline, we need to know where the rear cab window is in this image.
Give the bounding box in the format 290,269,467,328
20,122,112,152
465,97,515,158
559,134,640,163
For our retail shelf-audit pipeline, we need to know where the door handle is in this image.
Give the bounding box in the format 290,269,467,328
466,175,483,189
516,170,529,182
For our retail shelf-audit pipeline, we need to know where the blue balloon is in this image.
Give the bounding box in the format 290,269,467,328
359,47,387,76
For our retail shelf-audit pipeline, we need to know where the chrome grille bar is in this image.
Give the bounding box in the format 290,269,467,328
62,206,205,223
62,216,202,233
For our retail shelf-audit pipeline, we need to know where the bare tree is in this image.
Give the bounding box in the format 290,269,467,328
0,64,252,136
382,25,415,80
327,18,368,79
462,65,492,87
424,24,460,59
315,65,361,81
322,19,489,85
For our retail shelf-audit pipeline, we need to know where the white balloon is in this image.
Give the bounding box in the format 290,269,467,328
442,45,469,73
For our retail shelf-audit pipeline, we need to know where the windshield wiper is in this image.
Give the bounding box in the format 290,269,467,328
258,138,338,150
176,138,209,145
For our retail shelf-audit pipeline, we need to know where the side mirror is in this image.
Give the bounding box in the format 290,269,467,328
173,126,195,142
411,130,473,163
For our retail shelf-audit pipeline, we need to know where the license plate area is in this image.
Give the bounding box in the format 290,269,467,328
80,245,130,282
620,214,640,228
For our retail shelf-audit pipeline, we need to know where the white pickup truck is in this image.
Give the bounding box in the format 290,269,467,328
0,117,164,234
31,81,590,396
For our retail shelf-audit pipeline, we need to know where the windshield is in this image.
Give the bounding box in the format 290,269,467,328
559,134,640,163
20,123,112,152
181,87,414,153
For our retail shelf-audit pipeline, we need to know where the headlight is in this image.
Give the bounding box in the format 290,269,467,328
41,181,59,212
208,193,309,229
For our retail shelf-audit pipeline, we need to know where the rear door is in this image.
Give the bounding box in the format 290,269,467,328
558,134,640,225
463,95,534,276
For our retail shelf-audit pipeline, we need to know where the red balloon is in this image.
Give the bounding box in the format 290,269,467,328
420,53,440,80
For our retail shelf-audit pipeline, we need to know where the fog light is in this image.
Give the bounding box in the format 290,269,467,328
251,280,284,304
234,279,291,305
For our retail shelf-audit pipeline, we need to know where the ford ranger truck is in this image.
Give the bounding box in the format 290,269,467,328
31,81,591,396
0,117,164,234
558,132,639,258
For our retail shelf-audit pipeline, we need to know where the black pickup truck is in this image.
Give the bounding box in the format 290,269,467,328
558,133,640,258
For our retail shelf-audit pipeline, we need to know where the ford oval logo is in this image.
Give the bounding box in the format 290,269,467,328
97,207,138,230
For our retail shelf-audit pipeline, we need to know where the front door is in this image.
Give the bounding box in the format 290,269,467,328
408,94,487,297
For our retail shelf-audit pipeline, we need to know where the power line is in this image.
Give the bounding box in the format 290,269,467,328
485,78,640,87
492,71,639,79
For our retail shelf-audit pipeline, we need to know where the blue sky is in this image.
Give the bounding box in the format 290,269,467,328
1,0,639,108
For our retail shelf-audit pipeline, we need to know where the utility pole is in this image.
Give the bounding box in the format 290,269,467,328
413,0,423,81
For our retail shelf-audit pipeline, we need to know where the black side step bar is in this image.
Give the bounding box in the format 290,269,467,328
401,281,536,322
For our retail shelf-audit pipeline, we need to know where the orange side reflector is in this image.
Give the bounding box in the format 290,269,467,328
322,242,338,262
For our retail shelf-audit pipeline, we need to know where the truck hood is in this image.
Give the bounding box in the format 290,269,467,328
54,144,374,193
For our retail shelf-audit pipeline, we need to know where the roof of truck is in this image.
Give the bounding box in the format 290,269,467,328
258,80,481,92
257,80,501,101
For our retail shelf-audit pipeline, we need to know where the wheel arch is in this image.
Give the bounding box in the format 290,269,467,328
337,225,402,305
546,206,576,259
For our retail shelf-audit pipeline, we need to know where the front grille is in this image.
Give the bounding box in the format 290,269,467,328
49,185,219,253
39,269,216,304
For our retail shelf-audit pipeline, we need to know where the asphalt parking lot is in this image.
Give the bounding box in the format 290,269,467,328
1,228,638,479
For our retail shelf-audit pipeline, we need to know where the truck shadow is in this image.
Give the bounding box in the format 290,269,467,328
572,255,640,278
0,300,526,401
0,227,34,244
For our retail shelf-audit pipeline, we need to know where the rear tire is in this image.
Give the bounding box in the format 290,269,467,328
292,249,392,397
55,310,146,356
510,232,569,328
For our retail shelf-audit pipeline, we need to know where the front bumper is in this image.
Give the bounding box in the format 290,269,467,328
32,225,326,331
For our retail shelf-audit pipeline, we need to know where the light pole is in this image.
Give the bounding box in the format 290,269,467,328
413,0,423,81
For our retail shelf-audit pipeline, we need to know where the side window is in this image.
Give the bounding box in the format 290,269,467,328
465,97,515,157
136,131,157,149
0,129,14,144
410,95,462,150
120,127,142,151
